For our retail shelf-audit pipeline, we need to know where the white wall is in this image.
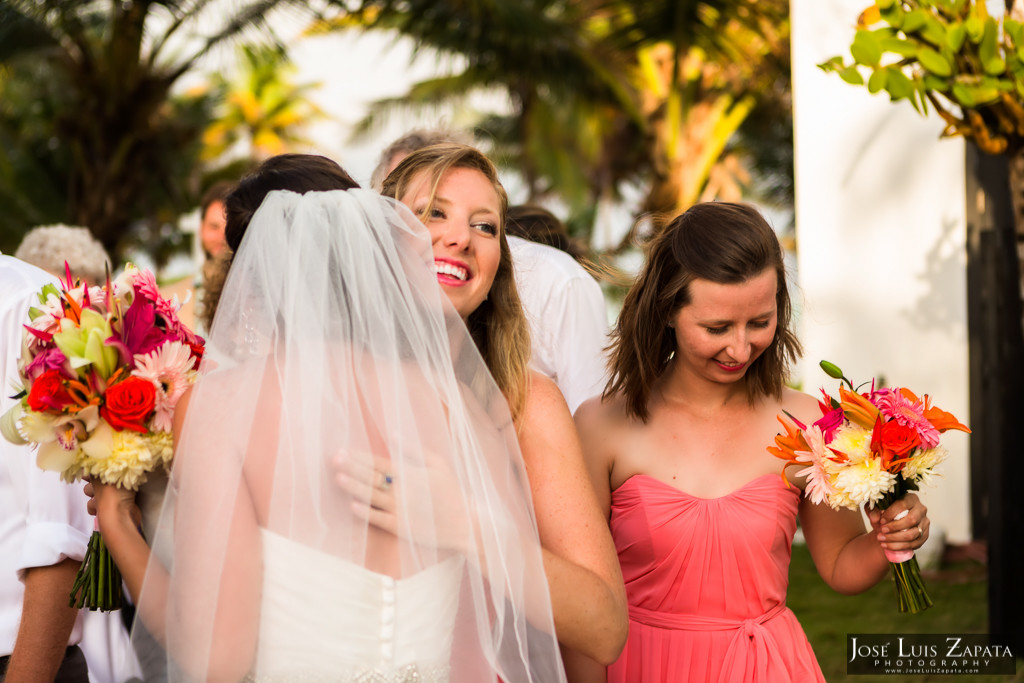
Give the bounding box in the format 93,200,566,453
791,0,972,542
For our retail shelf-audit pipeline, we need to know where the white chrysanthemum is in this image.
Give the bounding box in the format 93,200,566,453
827,487,860,512
902,446,947,487
81,429,160,489
828,423,873,465
833,458,897,508
145,431,174,469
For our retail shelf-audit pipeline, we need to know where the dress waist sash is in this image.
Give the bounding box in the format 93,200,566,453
628,602,787,631
628,603,790,682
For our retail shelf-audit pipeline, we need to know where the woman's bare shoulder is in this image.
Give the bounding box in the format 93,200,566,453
576,389,631,424
780,386,822,424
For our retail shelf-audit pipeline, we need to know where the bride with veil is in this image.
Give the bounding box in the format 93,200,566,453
91,155,566,682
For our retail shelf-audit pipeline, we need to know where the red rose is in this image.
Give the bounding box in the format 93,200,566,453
101,377,156,432
880,421,922,457
26,369,74,412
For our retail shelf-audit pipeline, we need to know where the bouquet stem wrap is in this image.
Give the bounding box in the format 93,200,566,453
878,486,932,614
70,522,123,611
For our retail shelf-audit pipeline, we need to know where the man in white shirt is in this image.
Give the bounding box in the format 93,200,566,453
0,253,147,683
0,254,92,681
506,235,608,413
372,133,610,413
5,241,142,683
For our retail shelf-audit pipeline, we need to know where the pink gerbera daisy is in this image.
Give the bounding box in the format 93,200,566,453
131,268,162,303
793,425,835,506
872,387,940,448
132,341,196,432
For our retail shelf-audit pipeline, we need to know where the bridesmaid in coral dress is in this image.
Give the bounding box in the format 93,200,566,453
571,202,933,682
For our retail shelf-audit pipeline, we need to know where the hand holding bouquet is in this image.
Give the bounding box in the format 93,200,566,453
1,264,204,610
769,361,970,613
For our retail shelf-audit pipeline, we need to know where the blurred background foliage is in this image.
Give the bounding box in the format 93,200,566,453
0,0,793,267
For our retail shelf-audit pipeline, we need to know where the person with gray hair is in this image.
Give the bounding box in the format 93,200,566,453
369,128,471,191
14,225,111,285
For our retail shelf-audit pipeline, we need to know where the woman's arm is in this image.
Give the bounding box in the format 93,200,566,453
559,394,628,682
93,387,264,681
518,373,628,666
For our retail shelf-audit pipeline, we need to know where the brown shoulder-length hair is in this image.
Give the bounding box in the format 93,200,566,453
605,201,801,422
380,143,531,421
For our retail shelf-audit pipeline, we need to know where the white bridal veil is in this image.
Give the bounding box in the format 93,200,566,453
135,189,566,682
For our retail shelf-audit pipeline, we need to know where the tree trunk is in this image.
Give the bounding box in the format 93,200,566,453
964,142,1024,654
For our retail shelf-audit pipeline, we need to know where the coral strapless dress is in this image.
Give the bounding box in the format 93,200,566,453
607,473,825,682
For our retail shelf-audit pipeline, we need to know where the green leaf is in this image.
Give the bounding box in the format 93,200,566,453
877,0,897,10
980,17,1004,75
969,85,1001,104
839,66,865,86
1005,18,1024,47
880,3,905,28
902,9,928,34
920,14,948,47
984,57,1007,76
919,47,952,76
923,74,950,92
880,36,918,58
868,67,889,93
851,29,884,67
952,82,977,107
885,69,915,99
965,15,984,43
817,56,846,72
946,23,966,52
916,82,932,115
909,86,926,115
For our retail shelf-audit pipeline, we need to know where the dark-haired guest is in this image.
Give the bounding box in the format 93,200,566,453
574,202,932,682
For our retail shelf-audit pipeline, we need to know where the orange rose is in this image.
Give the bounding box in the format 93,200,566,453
880,421,922,456
101,377,156,432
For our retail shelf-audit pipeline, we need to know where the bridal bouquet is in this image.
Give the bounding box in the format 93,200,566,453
769,361,970,613
1,264,204,610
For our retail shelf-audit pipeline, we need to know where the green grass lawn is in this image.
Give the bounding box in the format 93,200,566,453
787,542,1023,682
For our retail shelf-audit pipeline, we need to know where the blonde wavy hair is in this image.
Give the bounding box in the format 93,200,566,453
381,143,531,421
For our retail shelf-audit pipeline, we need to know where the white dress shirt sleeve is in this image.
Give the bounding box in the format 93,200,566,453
509,238,610,414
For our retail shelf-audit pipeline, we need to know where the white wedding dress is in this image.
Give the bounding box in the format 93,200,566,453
249,530,463,682
134,189,566,683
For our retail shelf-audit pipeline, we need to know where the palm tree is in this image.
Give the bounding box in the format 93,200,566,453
331,0,792,248
202,43,327,164
593,0,791,243
324,0,648,232
0,0,318,259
